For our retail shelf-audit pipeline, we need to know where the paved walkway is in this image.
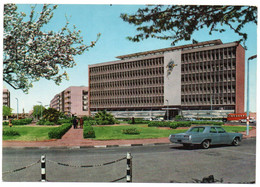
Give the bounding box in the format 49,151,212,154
2,125,256,148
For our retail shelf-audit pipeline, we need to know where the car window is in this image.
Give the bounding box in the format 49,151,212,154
216,127,226,133
210,127,217,133
189,127,205,133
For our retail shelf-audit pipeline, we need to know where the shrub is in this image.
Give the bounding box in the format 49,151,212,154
3,121,9,126
11,118,33,125
148,120,223,129
122,128,140,135
83,125,96,138
84,120,98,126
57,118,73,124
94,110,116,125
44,121,55,126
37,119,46,125
3,129,20,136
48,123,72,139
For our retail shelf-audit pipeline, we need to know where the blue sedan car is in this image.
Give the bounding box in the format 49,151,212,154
169,126,243,149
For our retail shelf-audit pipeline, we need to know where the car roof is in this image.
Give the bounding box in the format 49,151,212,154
191,126,222,128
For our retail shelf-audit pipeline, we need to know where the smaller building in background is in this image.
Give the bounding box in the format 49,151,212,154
3,88,10,107
50,86,89,117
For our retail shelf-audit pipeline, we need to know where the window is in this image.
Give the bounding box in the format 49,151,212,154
216,127,226,133
188,127,205,133
210,127,217,133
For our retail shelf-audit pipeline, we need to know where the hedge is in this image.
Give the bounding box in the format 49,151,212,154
3,129,20,136
3,121,9,126
48,123,72,139
11,118,33,125
148,121,223,129
122,128,140,135
83,124,96,138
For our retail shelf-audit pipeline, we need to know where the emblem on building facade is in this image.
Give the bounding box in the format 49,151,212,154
166,59,177,76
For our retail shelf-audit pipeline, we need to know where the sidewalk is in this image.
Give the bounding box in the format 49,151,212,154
2,126,256,149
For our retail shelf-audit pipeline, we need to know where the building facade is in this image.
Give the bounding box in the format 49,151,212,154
50,86,89,116
3,88,10,107
88,40,245,119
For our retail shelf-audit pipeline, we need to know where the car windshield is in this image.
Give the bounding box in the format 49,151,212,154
187,127,205,133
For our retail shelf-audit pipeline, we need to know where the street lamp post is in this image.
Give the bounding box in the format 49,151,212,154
15,98,19,119
166,99,169,120
37,101,43,119
246,55,257,136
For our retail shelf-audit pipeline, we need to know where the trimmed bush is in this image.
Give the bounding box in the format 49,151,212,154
148,120,223,129
83,125,96,138
44,121,55,126
48,123,72,139
122,128,140,135
3,129,20,136
11,118,33,125
3,121,9,126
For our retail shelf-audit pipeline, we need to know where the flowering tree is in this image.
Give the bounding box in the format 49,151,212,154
121,5,257,48
4,4,100,93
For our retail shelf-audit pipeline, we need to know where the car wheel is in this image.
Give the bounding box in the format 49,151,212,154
201,140,210,149
232,137,240,146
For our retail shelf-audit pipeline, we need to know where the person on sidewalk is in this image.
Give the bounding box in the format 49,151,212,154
73,116,78,129
80,117,83,129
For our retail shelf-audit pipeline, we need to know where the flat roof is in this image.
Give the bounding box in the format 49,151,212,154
116,39,223,59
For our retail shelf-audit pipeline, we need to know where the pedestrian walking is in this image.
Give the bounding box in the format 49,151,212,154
73,117,78,129
80,117,83,129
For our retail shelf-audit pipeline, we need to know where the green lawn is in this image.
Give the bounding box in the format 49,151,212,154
93,124,187,140
222,125,252,133
92,124,251,140
3,126,55,141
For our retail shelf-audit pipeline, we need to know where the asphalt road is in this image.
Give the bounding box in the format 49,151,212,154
2,138,256,183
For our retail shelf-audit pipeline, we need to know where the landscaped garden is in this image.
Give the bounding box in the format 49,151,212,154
2,110,251,141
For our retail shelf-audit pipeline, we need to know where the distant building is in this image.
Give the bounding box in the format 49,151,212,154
3,88,10,107
88,39,245,119
50,86,89,116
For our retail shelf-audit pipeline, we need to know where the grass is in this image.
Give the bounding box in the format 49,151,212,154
2,124,252,141
93,124,187,140
222,125,252,133
92,124,252,140
3,126,55,141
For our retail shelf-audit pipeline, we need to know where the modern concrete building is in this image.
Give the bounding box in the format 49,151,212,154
3,88,10,107
88,39,245,119
50,86,89,117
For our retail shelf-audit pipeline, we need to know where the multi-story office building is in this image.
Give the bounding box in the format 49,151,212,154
88,39,245,119
50,86,89,116
3,88,10,107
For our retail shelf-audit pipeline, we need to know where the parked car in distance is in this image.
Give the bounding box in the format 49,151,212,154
239,118,256,123
169,126,243,149
185,118,196,121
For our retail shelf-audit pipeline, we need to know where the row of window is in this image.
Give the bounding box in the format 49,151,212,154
181,59,236,73
181,47,236,63
90,96,164,107
90,67,164,82
181,94,236,105
90,57,164,74
90,77,164,90
181,83,236,94
181,71,236,83
90,86,164,98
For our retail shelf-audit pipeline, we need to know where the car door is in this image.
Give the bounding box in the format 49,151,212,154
216,127,230,144
209,127,220,144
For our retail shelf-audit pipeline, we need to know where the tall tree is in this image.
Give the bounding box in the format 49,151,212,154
33,105,46,119
3,106,13,118
4,4,100,93
120,5,257,48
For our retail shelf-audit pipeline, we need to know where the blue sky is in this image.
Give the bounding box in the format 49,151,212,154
2,3,258,113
